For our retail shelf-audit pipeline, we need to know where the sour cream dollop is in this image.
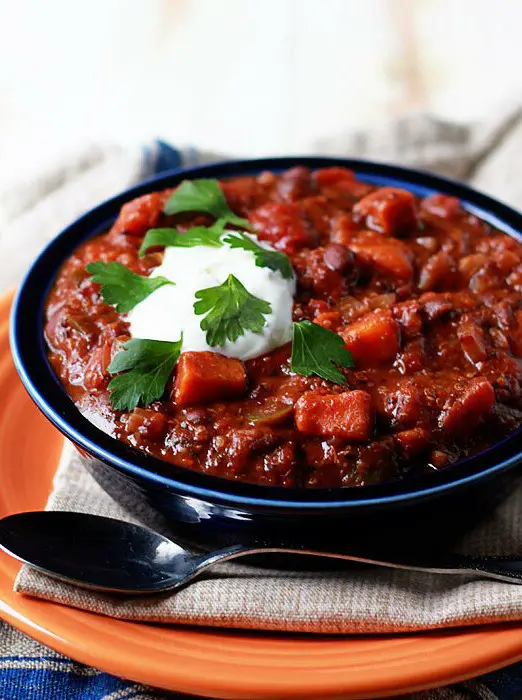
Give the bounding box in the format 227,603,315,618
127,233,295,360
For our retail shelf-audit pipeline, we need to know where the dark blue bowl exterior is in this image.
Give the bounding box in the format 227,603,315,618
82,449,519,555
10,156,522,553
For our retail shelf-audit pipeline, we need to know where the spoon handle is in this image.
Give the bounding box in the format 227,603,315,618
194,547,522,585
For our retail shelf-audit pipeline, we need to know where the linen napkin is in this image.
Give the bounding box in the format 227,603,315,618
12,442,522,633
12,105,522,635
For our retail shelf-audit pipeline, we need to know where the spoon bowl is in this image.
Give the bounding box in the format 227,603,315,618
0,511,189,593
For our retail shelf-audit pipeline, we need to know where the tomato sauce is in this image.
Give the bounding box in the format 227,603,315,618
45,167,522,487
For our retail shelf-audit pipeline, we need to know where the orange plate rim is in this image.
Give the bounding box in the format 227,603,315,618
2,289,522,699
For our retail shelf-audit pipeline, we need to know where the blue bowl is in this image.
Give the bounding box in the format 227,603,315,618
10,157,522,555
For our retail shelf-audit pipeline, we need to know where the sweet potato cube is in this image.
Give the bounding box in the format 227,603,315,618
341,310,400,365
174,352,247,406
350,240,413,280
440,378,495,435
352,187,417,236
295,391,373,440
393,428,431,458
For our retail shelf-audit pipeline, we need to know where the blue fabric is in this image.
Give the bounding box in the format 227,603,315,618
146,139,186,174
144,139,187,177
1,655,521,700
0,657,139,700
3,140,520,699
480,662,522,699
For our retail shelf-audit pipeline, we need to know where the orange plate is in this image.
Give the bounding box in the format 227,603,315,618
2,290,522,699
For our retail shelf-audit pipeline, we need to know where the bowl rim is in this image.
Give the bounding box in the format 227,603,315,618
10,155,522,510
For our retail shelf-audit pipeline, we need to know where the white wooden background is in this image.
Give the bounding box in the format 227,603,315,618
0,0,521,178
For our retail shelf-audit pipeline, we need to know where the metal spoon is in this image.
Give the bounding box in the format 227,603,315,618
1,511,522,594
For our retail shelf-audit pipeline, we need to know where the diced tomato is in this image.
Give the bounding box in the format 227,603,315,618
174,352,247,406
113,192,171,237
221,177,264,215
352,187,418,236
314,311,342,331
294,390,373,440
250,201,314,254
313,168,371,199
313,167,356,187
331,213,359,245
125,408,167,441
341,310,400,365
421,194,462,218
308,299,330,316
440,378,495,434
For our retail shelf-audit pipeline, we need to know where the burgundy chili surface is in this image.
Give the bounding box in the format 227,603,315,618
45,167,522,487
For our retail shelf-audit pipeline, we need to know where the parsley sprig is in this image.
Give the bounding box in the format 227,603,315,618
194,274,272,347
291,320,354,384
86,261,173,314
107,337,182,411
139,220,225,257
223,230,293,279
164,179,252,230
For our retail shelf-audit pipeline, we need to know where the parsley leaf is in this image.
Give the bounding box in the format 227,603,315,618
291,320,354,384
86,261,173,314
194,274,271,347
140,222,294,280
139,220,226,257
163,179,252,230
223,230,293,280
107,337,182,411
